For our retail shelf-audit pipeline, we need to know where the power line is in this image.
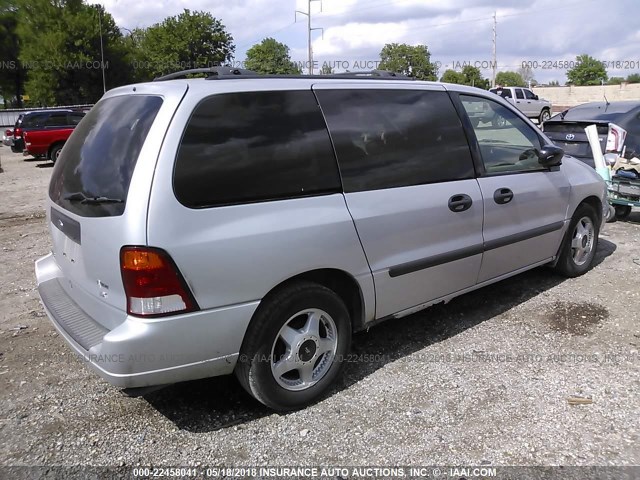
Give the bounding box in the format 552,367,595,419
236,22,297,51
316,0,416,19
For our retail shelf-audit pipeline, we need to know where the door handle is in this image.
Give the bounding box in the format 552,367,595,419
448,194,473,212
493,188,514,205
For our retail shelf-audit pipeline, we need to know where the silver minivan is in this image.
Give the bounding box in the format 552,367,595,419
36,69,607,411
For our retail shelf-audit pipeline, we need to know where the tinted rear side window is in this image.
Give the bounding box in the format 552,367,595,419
45,112,69,127
21,113,47,128
69,112,85,125
315,89,474,192
49,95,163,217
174,90,341,208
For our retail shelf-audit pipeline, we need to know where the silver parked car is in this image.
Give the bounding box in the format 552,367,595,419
2,128,14,146
36,68,607,411
490,86,552,124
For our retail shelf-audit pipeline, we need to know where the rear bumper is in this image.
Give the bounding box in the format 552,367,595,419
35,253,259,388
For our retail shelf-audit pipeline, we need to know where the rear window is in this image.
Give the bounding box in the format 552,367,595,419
49,95,163,217
491,88,512,99
174,90,341,208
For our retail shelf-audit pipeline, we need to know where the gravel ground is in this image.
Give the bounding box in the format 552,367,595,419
0,147,639,470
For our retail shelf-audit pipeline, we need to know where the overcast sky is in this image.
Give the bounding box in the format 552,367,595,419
103,0,640,84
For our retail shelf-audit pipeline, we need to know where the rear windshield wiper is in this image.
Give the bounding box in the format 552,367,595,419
64,192,124,204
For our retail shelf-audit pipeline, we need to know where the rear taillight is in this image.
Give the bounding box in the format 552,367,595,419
120,246,198,317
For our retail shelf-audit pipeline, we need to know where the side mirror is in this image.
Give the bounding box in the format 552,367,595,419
533,94,539,100
538,145,564,167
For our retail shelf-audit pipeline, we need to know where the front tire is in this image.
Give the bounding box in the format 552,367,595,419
235,281,351,411
554,203,599,277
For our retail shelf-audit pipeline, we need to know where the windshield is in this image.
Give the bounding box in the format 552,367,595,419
49,95,163,217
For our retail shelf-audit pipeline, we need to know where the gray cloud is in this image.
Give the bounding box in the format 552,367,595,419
103,0,639,83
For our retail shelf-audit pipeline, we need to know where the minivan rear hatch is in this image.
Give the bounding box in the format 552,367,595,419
46,84,188,329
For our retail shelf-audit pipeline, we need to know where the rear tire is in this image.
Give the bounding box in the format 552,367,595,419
492,114,506,128
539,108,551,124
235,281,351,411
554,203,599,277
50,144,63,163
614,205,632,220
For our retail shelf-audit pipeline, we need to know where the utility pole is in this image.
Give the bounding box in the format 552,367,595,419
491,11,497,88
296,0,323,75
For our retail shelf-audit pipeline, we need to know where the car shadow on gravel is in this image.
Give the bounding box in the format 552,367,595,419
615,210,640,225
144,239,616,433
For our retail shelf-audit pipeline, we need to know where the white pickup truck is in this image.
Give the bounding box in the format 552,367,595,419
489,86,552,124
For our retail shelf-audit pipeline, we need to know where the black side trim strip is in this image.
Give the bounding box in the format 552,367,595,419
387,220,565,278
51,208,81,245
388,244,484,278
483,221,564,252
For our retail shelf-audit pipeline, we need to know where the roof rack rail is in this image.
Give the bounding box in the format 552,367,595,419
153,66,257,81
331,70,410,78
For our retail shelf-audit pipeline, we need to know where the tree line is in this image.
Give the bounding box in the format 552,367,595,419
0,0,638,107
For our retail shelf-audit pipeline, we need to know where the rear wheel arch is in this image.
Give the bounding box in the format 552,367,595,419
255,268,365,333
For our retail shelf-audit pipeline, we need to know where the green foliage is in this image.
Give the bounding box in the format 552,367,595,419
244,38,300,74
626,73,640,83
548,80,560,86
607,76,625,85
136,9,234,79
566,54,607,86
440,69,464,84
0,0,25,106
320,63,333,75
439,66,489,88
460,65,489,89
495,70,525,87
378,43,437,80
17,0,133,105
